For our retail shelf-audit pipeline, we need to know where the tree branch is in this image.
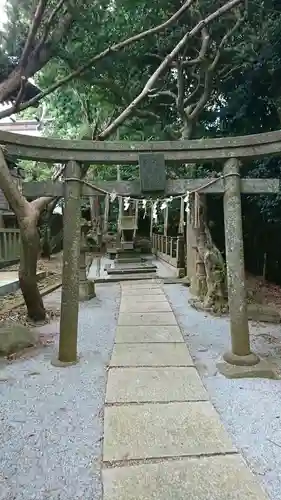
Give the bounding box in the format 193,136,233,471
31,196,54,213
149,89,178,100
182,27,210,67
0,149,29,218
13,76,28,110
184,70,202,106
176,62,185,119
97,0,244,140
19,0,48,68
0,0,194,119
33,0,66,56
186,8,245,132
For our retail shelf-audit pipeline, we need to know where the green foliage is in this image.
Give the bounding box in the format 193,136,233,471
2,0,281,281
19,159,53,182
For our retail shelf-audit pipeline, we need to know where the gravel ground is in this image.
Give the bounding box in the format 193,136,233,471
0,283,120,500
164,284,281,500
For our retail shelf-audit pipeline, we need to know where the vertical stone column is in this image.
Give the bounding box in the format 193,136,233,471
150,204,153,240
164,206,168,237
53,161,81,366
133,200,139,239
79,225,96,301
186,193,198,293
176,235,185,270
223,158,258,366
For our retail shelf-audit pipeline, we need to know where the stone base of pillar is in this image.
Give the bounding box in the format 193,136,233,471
51,357,79,367
223,351,259,366
217,357,278,379
79,280,96,301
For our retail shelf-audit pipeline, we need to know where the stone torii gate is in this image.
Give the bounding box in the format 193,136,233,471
1,128,281,376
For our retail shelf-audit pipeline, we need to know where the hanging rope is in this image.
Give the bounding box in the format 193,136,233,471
64,175,225,205
64,175,230,234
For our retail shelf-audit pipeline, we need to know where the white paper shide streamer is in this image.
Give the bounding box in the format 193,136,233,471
124,197,130,211
160,196,173,211
110,190,117,202
142,199,148,218
184,191,191,222
152,200,158,222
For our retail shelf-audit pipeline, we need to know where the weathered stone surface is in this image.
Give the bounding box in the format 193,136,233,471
121,288,164,296
115,325,183,343
223,158,250,357
217,358,279,379
118,312,177,326
121,280,159,288
103,401,235,462
0,324,39,356
103,455,269,500
106,367,208,403
120,294,168,303
120,301,172,313
110,343,193,367
139,152,166,193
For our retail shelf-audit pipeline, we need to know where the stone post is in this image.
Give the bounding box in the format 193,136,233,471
54,161,81,366
223,158,259,366
170,238,173,257
176,235,185,269
186,193,198,293
79,222,96,301
150,204,153,239
164,206,168,237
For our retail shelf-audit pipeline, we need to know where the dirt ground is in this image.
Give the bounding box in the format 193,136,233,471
0,253,63,326
246,273,281,311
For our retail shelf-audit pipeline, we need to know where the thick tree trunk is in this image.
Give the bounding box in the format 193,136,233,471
19,211,46,322
192,195,227,313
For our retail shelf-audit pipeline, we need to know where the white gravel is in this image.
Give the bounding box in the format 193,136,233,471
0,283,120,500
164,283,281,500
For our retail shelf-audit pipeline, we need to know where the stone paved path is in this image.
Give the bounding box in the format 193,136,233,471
102,280,270,500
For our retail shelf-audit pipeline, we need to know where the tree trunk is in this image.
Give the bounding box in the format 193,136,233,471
19,211,46,322
40,198,59,259
193,195,227,313
0,149,53,322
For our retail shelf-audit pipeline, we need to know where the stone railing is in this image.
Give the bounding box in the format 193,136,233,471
152,233,185,271
0,228,21,264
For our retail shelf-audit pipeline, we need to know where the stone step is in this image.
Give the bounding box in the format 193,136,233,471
107,266,157,275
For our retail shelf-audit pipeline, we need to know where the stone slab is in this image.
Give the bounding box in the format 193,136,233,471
110,343,193,367
103,454,269,500
120,294,167,303
121,282,160,288
122,278,159,288
115,325,183,343
106,367,208,403
118,312,177,326
121,288,165,296
103,401,236,462
120,301,172,313
107,266,157,275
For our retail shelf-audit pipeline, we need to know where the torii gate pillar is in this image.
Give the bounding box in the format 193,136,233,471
222,158,259,367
